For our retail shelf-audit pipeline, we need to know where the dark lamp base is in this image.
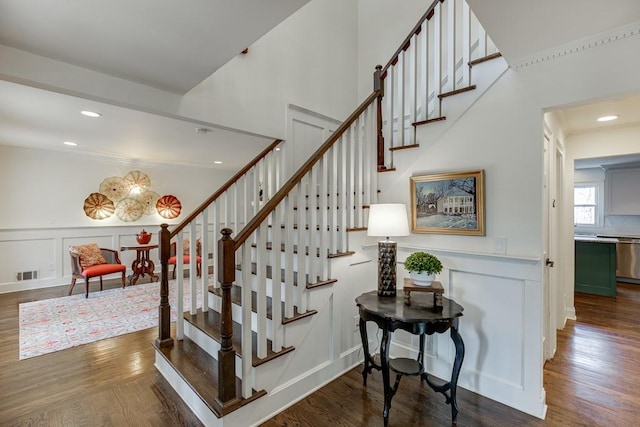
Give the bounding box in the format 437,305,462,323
377,240,397,297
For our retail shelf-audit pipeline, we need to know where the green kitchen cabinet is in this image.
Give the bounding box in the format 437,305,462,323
575,240,617,296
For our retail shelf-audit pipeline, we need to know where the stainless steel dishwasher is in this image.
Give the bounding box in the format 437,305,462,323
616,238,640,280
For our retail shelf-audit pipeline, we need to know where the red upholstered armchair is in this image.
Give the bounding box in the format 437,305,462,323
68,243,126,298
169,239,202,279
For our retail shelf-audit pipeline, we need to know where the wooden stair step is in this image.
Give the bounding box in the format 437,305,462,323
438,85,476,99
153,337,266,417
251,242,354,259
236,262,338,289
378,166,396,173
412,116,446,127
268,224,365,233
184,308,295,367
209,284,318,325
468,52,502,67
389,143,420,152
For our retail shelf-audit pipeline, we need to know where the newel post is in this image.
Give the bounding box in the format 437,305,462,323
216,228,239,405
156,223,173,348
374,64,385,170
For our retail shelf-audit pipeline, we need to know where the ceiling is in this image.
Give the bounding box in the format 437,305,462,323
0,0,309,94
0,79,274,169
555,92,640,170
0,0,309,168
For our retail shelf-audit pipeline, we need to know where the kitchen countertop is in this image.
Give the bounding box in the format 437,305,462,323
574,235,619,243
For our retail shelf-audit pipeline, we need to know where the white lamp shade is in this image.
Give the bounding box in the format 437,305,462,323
367,203,410,237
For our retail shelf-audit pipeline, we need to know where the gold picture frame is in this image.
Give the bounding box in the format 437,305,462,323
410,170,485,235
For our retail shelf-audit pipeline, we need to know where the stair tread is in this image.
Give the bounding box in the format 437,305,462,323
438,85,476,99
209,284,318,324
389,143,419,152
236,262,338,289
250,242,354,259
468,52,502,67
184,308,295,367
153,337,266,417
412,116,446,127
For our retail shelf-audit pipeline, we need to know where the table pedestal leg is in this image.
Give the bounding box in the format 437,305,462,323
129,249,159,285
449,320,465,423
359,317,371,385
423,319,465,424
381,327,391,427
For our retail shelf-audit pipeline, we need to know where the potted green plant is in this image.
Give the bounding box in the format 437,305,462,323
404,251,442,286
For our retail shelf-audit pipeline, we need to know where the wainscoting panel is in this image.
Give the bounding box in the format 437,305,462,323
393,246,545,418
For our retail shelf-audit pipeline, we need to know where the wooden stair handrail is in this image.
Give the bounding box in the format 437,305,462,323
232,91,379,249
380,0,443,75
167,139,282,239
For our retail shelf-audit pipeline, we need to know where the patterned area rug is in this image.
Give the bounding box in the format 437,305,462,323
19,280,203,360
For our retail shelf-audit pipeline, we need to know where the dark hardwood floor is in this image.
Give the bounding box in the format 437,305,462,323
262,284,640,426
0,280,203,427
2,281,639,426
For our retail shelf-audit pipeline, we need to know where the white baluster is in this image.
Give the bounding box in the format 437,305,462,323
354,118,363,228
308,165,318,285
212,202,219,289
241,243,252,397
397,50,405,147
318,154,328,279
284,195,295,318
385,65,395,152
461,0,471,87
176,236,184,340
271,206,282,352
433,3,442,116
256,223,267,359
444,0,455,92
201,207,209,312
330,145,339,254
189,222,197,315
295,182,307,312
339,136,348,253
409,33,418,144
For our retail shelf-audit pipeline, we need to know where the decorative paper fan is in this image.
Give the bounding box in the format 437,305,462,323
115,198,144,222
136,190,161,215
83,192,115,220
124,171,151,194
99,177,129,202
156,195,182,219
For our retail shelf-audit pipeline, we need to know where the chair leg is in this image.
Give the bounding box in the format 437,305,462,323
100,276,103,291
121,271,126,288
85,277,90,298
197,262,202,277
68,278,76,295
172,265,176,279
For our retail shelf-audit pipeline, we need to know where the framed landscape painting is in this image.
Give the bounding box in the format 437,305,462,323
410,170,485,235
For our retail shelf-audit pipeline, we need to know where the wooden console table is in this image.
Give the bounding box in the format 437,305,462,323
120,245,159,285
356,290,465,426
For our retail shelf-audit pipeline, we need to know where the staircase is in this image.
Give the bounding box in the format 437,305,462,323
153,0,506,425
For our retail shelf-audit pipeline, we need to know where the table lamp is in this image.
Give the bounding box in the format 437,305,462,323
367,203,410,297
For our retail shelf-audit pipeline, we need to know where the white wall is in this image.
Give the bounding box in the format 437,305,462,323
0,144,234,292
359,17,640,418
177,0,358,140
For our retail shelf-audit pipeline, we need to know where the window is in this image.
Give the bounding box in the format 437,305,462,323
574,184,599,226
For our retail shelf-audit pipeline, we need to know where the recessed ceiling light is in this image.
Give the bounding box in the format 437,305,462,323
275,147,281,151
214,161,222,164
597,115,619,122
81,110,102,118
63,141,78,146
